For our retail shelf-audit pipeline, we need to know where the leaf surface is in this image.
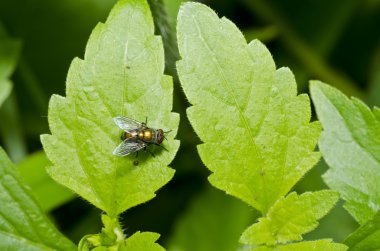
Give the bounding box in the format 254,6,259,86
240,190,339,245
177,2,321,214
41,0,179,217
250,239,347,251
0,147,76,251
310,81,380,224
121,232,165,251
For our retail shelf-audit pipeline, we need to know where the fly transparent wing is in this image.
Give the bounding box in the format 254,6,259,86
113,116,143,132
113,138,146,156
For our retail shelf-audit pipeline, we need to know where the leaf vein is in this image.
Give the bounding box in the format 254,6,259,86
0,177,42,242
191,15,260,160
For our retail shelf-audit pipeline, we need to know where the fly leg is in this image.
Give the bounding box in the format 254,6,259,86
133,151,139,166
155,143,169,152
143,146,155,157
147,148,156,157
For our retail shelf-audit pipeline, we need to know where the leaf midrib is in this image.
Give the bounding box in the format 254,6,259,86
190,14,284,212
191,15,257,153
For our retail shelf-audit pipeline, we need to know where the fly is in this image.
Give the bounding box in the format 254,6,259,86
113,116,169,159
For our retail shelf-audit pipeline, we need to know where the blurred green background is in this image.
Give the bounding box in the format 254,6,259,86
1,0,379,250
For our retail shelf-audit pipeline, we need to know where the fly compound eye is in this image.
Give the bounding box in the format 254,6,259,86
157,129,164,144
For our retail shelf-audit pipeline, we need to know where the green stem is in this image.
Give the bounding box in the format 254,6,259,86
240,0,364,98
148,0,179,76
17,58,48,113
0,92,27,163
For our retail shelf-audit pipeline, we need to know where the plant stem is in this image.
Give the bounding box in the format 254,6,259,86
0,92,27,163
148,0,179,76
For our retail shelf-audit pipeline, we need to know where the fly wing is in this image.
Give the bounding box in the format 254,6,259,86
113,116,143,132
113,138,146,156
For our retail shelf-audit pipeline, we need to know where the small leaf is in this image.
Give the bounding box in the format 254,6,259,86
0,23,21,107
167,187,255,251
0,147,76,250
250,239,347,251
240,190,339,245
41,0,179,217
79,215,165,250
16,151,75,211
121,232,165,251
310,81,380,224
177,2,321,214
344,211,380,251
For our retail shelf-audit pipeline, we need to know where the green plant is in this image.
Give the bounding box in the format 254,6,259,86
311,81,380,251
1,0,380,250
176,2,347,250
0,147,76,250
41,0,179,249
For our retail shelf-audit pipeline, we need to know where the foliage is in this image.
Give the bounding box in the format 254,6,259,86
249,240,347,251
0,147,76,251
1,0,380,250
176,2,346,250
41,0,179,219
310,81,380,225
38,0,179,249
311,81,380,250
79,215,165,251
240,191,339,245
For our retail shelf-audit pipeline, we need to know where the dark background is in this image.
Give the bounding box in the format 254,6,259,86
1,0,379,249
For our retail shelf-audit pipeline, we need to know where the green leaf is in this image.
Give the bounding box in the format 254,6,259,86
0,147,76,251
79,215,165,251
167,187,255,251
310,81,380,225
343,211,380,251
0,23,20,107
250,239,347,251
240,190,339,246
121,232,165,251
177,2,321,215
16,151,75,212
41,0,179,217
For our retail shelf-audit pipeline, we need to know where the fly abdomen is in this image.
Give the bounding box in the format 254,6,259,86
139,129,155,143
122,130,139,142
